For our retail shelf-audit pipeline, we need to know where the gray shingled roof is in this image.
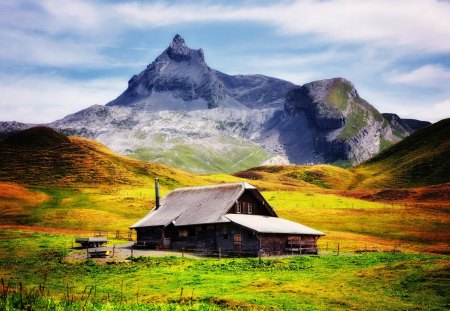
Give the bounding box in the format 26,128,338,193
130,183,255,228
225,214,325,235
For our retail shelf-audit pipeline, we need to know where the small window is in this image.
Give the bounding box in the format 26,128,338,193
179,229,188,237
248,203,253,214
236,202,242,214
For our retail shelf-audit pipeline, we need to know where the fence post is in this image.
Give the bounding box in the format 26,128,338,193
337,243,340,256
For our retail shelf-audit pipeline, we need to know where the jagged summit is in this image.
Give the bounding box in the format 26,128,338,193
166,34,204,62
106,34,222,108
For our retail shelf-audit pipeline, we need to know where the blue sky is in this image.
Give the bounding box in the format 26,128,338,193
1,0,450,123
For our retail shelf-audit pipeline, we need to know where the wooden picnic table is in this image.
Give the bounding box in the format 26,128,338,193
75,237,107,248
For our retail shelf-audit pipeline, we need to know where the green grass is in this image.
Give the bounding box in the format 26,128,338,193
326,79,352,111
0,230,448,310
129,136,272,174
338,104,368,139
266,191,450,254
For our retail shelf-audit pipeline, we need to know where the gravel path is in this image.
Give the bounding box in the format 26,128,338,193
66,242,196,263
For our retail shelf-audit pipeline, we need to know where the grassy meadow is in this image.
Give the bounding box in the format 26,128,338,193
0,229,449,310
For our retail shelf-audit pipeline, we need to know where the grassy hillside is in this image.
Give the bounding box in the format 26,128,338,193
351,118,450,188
129,135,272,174
0,126,205,188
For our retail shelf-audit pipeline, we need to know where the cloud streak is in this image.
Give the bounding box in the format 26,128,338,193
387,64,450,88
115,0,450,53
0,73,126,123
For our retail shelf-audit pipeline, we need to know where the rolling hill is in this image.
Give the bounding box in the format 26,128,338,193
351,118,450,188
0,126,203,188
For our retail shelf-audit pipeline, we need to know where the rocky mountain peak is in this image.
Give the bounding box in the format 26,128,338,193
166,34,204,62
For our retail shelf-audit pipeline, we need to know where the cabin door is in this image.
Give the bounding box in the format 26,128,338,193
233,234,242,254
162,229,171,248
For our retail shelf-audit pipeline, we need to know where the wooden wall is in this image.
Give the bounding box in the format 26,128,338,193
136,224,320,255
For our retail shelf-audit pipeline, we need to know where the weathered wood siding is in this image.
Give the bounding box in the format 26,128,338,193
136,226,163,246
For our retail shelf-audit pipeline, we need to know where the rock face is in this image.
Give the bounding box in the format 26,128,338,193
381,113,414,135
0,35,418,172
282,78,403,164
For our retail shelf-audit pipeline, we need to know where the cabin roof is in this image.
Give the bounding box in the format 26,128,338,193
130,182,270,228
225,214,325,235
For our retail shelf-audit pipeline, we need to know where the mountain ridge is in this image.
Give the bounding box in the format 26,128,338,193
0,35,432,173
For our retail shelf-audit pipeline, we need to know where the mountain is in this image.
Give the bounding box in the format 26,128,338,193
351,118,450,188
1,35,419,173
0,126,201,187
381,113,431,135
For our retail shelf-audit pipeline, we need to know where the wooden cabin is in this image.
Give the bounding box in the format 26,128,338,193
130,182,325,256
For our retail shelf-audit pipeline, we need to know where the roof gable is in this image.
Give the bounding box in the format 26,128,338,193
227,187,277,217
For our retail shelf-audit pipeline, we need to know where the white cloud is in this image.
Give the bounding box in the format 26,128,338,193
397,99,450,122
0,74,126,123
386,64,450,88
361,88,450,122
114,0,450,53
2,0,449,69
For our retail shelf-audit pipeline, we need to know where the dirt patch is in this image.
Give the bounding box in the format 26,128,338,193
328,183,450,206
361,189,413,201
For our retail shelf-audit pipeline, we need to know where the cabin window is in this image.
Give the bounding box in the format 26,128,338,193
248,203,253,214
179,229,188,237
236,202,242,214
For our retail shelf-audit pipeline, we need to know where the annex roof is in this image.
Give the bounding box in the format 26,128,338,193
225,214,325,236
130,182,264,228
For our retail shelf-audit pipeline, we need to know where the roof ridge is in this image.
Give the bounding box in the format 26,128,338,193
171,182,253,192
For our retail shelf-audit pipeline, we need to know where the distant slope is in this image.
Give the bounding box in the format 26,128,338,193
0,126,203,188
351,119,450,188
235,164,356,190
